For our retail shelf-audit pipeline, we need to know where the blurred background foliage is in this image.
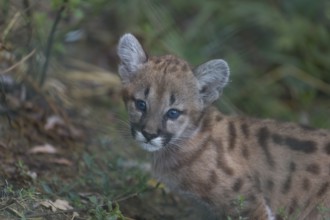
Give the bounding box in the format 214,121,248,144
90,0,330,127
1,0,330,127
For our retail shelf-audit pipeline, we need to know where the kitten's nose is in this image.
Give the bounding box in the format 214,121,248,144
141,130,158,142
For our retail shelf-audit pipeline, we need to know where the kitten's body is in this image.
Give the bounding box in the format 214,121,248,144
117,33,330,219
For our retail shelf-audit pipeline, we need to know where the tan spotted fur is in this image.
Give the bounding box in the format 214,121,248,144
117,33,330,219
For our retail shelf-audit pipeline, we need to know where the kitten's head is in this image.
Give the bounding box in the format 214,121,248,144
117,33,230,152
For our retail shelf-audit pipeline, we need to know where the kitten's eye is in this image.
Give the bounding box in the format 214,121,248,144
135,99,147,112
166,109,181,120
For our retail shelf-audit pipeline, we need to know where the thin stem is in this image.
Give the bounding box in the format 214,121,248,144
39,0,68,87
22,0,32,45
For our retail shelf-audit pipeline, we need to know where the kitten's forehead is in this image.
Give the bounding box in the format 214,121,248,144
126,55,200,104
148,55,191,74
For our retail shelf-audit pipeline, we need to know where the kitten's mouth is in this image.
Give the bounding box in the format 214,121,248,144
133,131,164,152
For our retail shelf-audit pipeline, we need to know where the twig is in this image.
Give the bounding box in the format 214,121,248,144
2,12,21,42
0,199,16,211
22,0,32,45
290,67,330,94
0,49,36,75
6,207,24,218
263,65,330,95
39,0,68,86
113,192,140,203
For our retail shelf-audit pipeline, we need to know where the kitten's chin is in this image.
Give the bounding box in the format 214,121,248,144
138,142,163,152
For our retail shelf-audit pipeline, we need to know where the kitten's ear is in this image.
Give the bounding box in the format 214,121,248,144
193,59,230,106
117,33,147,84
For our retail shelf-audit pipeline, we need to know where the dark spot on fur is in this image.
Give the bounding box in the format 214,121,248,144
317,182,329,197
232,178,243,192
241,123,249,138
266,179,274,191
215,115,223,122
214,138,234,176
170,94,175,105
228,122,237,151
325,143,330,155
194,109,206,128
282,162,296,194
200,85,207,94
281,176,292,194
200,114,212,133
144,87,150,98
272,134,317,154
257,127,275,168
130,126,136,138
306,163,321,175
181,64,189,72
242,145,250,160
155,60,164,69
162,132,173,146
302,178,310,191
153,57,161,64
